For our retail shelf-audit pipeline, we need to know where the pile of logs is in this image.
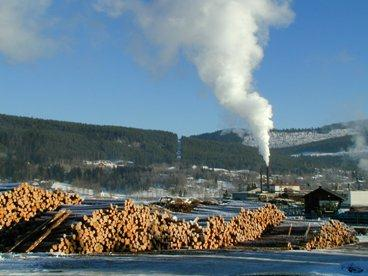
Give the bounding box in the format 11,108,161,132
154,197,218,213
0,183,82,230
155,197,200,213
51,199,285,254
203,204,286,249
304,220,357,250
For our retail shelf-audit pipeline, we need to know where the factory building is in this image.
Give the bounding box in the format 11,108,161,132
346,191,368,207
304,186,344,218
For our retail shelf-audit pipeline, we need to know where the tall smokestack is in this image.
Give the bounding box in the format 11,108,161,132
266,166,270,190
260,168,263,193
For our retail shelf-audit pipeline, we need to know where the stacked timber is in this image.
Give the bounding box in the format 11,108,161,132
0,183,82,230
160,218,204,250
154,197,218,213
202,204,286,249
155,197,199,213
304,220,357,250
51,200,285,254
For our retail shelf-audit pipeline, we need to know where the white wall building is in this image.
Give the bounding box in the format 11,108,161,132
268,184,300,193
347,191,368,207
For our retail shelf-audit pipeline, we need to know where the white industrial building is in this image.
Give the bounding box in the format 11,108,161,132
346,191,368,207
268,183,300,193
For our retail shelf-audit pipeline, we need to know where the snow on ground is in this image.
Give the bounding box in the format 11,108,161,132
0,183,19,192
358,235,368,243
1,249,368,275
174,200,264,221
0,184,367,274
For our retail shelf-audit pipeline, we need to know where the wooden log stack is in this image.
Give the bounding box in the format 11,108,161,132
0,183,82,230
304,220,357,250
202,204,286,249
51,200,285,254
154,197,217,213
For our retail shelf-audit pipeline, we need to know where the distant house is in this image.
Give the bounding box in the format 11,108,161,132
304,186,344,218
268,183,300,193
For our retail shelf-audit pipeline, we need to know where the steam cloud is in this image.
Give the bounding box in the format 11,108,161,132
350,122,368,172
94,0,294,165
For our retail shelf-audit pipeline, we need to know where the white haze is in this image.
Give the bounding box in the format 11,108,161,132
221,128,249,140
0,0,55,62
94,0,294,165
349,122,368,172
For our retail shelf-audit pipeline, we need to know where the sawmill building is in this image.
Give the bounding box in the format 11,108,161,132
304,186,344,218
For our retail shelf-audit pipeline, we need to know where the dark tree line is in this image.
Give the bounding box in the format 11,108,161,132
0,159,155,194
0,113,178,166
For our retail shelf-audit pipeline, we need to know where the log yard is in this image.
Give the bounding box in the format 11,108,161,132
0,182,367,275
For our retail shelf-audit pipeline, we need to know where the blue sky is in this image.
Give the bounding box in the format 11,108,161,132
0,0,367,136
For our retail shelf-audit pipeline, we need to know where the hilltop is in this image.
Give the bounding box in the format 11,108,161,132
182,120,368,172
191,120,368,153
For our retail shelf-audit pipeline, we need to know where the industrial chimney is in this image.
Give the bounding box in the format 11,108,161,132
259,168,263,193
266,166,270,191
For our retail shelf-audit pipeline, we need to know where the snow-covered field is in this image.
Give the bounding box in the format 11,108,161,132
1,248,368,275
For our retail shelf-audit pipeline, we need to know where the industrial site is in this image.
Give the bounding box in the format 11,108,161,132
0,167,368,274
1,123,368,274
1,0,367,274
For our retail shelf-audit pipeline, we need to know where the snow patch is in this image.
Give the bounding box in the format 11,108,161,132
226,128,353,149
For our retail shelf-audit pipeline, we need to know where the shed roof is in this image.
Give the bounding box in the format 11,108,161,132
304,186,344,201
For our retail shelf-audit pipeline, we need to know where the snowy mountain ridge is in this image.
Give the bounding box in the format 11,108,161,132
244,128,354,149
222,128,355,149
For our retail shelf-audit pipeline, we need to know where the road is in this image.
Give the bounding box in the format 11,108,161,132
1,245,368,275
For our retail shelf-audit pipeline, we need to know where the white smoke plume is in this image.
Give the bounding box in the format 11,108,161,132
359,159,368,172
0,0,55,62
94,0,294,165
221,128,249,139
349,122,368,172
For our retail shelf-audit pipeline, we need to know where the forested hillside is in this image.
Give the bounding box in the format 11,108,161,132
191,126,357,153
0,114,178,166
181,137,356,173
0,114,361,182
185,124,359,172
277,136,354,156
